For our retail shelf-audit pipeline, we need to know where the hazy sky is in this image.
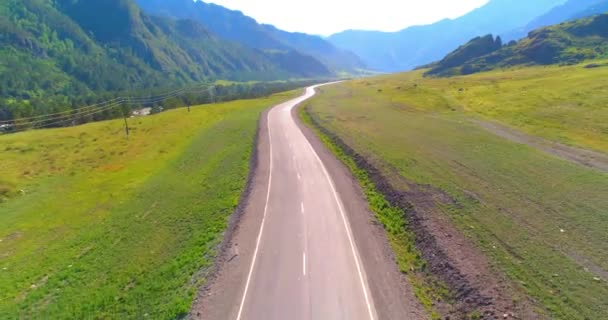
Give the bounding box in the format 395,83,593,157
205,0,490,35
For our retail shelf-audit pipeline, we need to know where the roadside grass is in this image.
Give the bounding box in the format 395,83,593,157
0,90,298,319
302,64,608,319
360,60,608,153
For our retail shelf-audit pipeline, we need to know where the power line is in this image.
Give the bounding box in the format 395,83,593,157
4,84,215,132
30,102,124,129
0,97,125,124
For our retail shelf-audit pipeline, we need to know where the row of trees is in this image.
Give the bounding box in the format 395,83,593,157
0,80,319,133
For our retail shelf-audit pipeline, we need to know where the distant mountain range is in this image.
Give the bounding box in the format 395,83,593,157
2,0,605,103
328,0,569,72
135,0,367,74
426,13,608,76
502,0,608,41
0,0,334,101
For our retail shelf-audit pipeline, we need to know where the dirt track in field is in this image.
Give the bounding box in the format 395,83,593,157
474,119,608,172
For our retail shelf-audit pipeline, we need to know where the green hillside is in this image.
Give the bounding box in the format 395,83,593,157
0,0,329,101
427,14,608,76
0,90,299,318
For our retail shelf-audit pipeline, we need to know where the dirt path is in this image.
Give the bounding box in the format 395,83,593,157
473,119,608,172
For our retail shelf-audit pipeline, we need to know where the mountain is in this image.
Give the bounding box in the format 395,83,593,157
426,14,608,76
503,0,608,41
135,0,367,74
328,0,566,72
0,0,330,100
423,35,504,75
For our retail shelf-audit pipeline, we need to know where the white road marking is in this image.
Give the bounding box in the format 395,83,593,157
295,86,376,320
303,252,307,276
236,110,275,320
297,172,301,180
301,202,304,214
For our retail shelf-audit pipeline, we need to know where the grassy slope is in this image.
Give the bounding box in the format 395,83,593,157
303,64,608,319
0,90,297,319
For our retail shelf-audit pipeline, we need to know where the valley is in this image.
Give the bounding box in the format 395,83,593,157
1,0,607,319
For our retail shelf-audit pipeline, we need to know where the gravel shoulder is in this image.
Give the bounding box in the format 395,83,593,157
189,109,272,320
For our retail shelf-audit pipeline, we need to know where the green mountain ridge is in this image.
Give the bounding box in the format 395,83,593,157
0,0,331,101
426,14,608,76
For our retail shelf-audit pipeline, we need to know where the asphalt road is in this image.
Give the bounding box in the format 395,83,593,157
193,85,425,320
235,85,377,320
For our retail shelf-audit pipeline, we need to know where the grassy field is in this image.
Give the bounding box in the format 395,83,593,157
302,63,608,319
0,90,297,319
368,61,608,153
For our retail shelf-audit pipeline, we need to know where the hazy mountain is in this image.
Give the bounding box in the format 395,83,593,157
328,0,567,72
426,13,608,76
0,0,330,100
503,0,608,41
135,0,367,73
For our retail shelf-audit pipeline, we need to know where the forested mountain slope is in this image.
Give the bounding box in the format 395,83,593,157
0,0,330,102
135,0,367,74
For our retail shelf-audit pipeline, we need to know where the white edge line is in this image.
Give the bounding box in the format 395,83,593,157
296,85,376,320
303,252,307,276
236,108,275,320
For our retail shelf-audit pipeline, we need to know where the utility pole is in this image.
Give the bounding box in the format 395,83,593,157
123,115,130,138
123,98,130,139
188,104,191,112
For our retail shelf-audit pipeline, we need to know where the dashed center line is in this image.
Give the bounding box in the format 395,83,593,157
303,252,306,276
301,202,304,214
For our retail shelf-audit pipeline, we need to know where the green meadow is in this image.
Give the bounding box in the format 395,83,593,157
0,91,297,319
302,63,608,319
372,61,608,152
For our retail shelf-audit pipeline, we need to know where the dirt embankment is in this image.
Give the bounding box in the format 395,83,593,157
304,107,540,320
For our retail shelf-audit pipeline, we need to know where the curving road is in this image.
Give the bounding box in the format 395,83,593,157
235,84,376,320
193,85,424,320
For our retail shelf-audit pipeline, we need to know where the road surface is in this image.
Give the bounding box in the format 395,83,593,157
192,85,424,320
236,84,376,319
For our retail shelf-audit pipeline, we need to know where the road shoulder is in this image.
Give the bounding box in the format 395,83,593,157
189,108,271,320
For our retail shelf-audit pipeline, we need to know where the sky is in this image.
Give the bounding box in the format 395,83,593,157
205,0,490,35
